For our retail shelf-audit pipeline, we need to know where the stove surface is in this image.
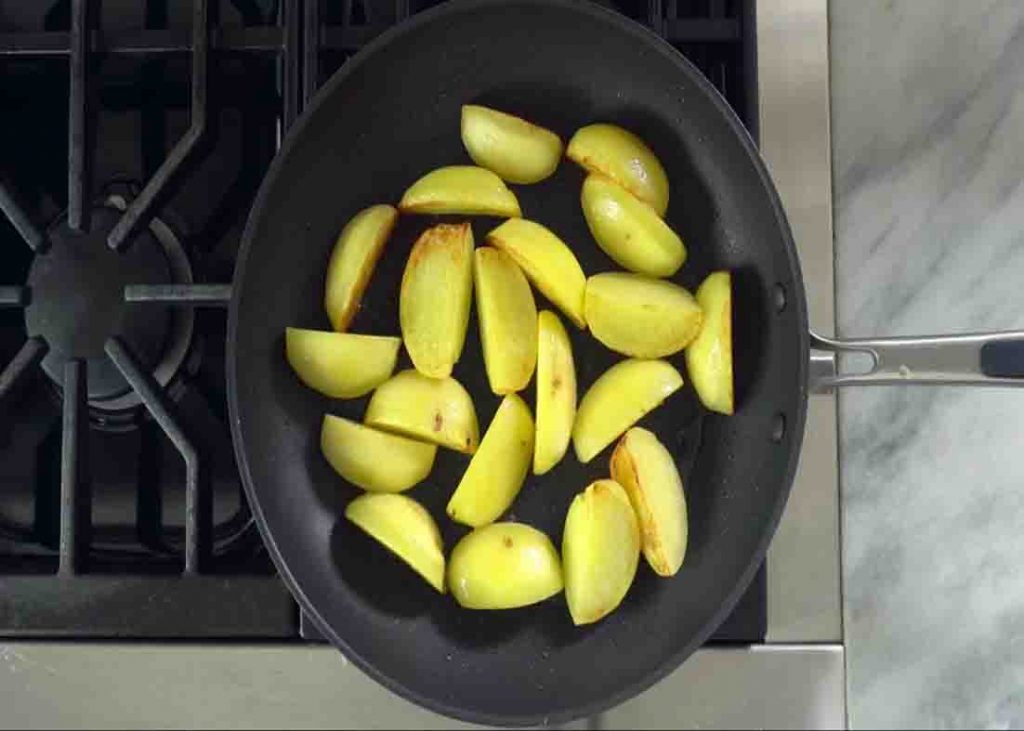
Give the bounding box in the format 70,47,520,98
0,0,767,641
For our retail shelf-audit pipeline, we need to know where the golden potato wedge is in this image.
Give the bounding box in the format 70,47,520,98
567,123,669,216
584,273,703,358
580,175,686,277
461,105,563,185
610,427,687,577
448,523,562,609
572,358,683,463
399,166,521,217
534,310,576,475
400,223,473,378
685,271,733,414
474,246,538,394
364,369,479,454
321,414,437,494
285,328,400,399
486,219,587,329
447,394,534,527
323,204,397,332
562,479,640,625
345,493,445,593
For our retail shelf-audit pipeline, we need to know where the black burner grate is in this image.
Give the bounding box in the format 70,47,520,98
0,0,761,641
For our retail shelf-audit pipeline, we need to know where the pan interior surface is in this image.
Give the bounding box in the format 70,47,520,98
229,0,808,725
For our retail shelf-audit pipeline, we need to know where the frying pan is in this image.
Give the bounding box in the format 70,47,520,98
226,0,1024,725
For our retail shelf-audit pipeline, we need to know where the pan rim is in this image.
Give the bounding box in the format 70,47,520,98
227,0,810,725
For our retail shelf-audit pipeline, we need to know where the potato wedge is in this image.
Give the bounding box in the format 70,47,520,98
610,428,687,577
461,105,562,185
474,246,538,394
285,328,400,399
685,271,733,414
562,479,640,625
567,123,669,216
400,223,473,378
584,273,703,357
365,369,479,454
323,204,398,332
321,415,437,494
399,166,521,217
486,219,586,329
345,493,445,593
580,175,685,277
447,394,534,527
572,358,683,463
448,523,562,609
534,311,576,475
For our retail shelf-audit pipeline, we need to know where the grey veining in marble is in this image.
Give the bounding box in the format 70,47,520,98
832,1,1024,728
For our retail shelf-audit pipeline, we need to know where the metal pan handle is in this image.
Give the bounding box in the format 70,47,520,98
809,330,1024,393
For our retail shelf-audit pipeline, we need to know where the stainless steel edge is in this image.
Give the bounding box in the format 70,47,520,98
757,0,842,644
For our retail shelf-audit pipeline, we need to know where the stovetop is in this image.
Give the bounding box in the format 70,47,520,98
0,0,764,641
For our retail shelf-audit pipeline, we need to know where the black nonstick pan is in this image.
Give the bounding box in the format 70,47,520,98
227,0,1024,725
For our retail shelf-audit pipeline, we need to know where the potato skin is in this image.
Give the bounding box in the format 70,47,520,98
685,271,734,414
321,415,436,494
448,523,563,609
567,123,669,217
584,273,703,358
324,204,397,332
285,328,400,399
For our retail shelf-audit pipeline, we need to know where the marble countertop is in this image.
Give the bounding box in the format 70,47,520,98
832,1,1024,727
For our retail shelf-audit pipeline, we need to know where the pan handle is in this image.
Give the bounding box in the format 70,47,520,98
808,330,1024,393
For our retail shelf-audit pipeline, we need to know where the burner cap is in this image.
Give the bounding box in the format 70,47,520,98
24,205,181,404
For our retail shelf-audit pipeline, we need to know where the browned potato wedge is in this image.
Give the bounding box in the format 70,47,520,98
447,394,534,527
448,523,563,609
534,310,576,475
461,105,563,184
610,427,687,576
567,123,669,216
474,246,538,395
321,415,437,494
562,479,640,625
285,328,400,399
572,358,683,463
364,369,479,454
584,272,703,358
323,204,397,332
399,166,521,217
345,493,445,593
400,223,473,379
685,271,733,414
580,175,685,277
486,218,587,329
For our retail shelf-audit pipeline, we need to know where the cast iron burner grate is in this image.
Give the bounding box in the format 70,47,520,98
0,0,762,641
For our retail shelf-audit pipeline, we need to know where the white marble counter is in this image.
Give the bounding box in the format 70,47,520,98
831,1,1024,727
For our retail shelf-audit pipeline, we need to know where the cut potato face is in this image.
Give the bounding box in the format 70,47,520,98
399,166,522,218
474,246,538,395
321,415,437,494
285,328,400,399
534,311,576,475
572,358,683,463
461,105,563,185
365,369,479,454
580,175,686,277
323,204,398,332
448,523,563,609
486,219,587,329
345,493,446,593
584,273,703,358
447,394,534,527
685,271,733,414
400,223,474,379
567,123,669,217
610,427,687,576
562,479,640,625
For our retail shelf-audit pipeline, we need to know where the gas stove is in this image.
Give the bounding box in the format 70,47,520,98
0,0,843,726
